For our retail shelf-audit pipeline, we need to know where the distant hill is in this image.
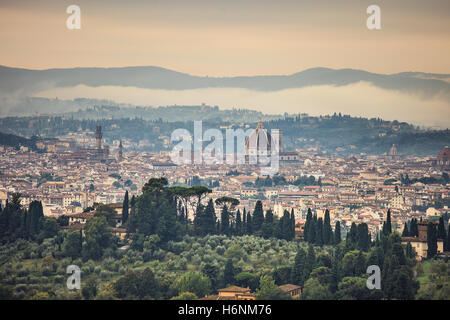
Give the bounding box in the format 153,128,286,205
0,111,448,156
1,65,449,98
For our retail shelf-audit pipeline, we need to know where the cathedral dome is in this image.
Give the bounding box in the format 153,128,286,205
438,146,450,161
389,144,398,156
245,120,272,155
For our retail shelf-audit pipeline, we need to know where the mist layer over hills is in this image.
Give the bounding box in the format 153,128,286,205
0,65,449,128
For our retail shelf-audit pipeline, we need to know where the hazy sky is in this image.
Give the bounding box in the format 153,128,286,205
1,0,450,76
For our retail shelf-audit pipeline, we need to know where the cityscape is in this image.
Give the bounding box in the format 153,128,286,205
0,0,449,305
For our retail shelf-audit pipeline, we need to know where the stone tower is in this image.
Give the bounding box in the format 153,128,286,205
95,126,102,151
118,140,123,161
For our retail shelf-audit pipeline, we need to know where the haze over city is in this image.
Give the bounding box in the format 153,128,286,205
0,0,449,304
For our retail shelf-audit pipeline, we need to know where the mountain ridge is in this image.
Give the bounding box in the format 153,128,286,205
1,65,449,97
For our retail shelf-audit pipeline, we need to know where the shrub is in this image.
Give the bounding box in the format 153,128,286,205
215,246,225,255
14,284,27,293
42,267,52,276
94,266,102,275
54,275,64,284
17,269,30,277
100,270,110,280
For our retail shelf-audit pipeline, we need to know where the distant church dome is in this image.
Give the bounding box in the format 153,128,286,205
437,146,450,165
389,144,398,156
438,146,450,161
245,120,273,156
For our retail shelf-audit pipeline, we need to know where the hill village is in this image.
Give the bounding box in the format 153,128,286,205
1,122,449,260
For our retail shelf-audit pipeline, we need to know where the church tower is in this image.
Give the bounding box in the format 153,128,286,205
118,140,123,161
95,126,102,151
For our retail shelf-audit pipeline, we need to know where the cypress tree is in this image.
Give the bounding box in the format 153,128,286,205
193,204,203,236
291,247,306,286
242,208,247,234
274,216,283,239
21,209,28,236
26,203,33,235
385,209,392,235
262,209,274,239
323,209,333,245
410,218,418,237
355,250,366,275
220,204,230,236
405,242,415,259
304,244,315,282
282,210,292,241
315,217,323,245
252,200,264,235
122,191,129,223
427,222,438,258
437,217,446,240
223,258,235,286
446,225,450,252
236,209,242,236
357,223,370,252
304,208,312,242
309,214,317,244
401,222,409,237
415,218,419,236
334,221,341,244
330,255,341,293
290,209,296,240
246,212,252,235
28,200,43,236
392,243,407,266
204,199,217,235
130,195,136,208
347,222,358,248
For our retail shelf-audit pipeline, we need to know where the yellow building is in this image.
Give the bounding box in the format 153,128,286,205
200,286,255,300
278,284,301,299
402,221,444,260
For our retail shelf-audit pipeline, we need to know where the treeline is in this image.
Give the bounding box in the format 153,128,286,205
3,112,449,156
289,232,419,299
0,194,58,244
0,132,37,150
0,193,118,262
303,209,337,246
399,173,450,186
244,175,323,189
124,178,296,246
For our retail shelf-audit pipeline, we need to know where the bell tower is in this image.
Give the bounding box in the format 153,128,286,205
118,140,123,161
95,126,102,151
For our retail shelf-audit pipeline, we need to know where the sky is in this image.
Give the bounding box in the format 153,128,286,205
1,0,450,76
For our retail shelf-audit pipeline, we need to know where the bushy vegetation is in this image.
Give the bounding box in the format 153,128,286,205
0,178,448,300
2,111,449,156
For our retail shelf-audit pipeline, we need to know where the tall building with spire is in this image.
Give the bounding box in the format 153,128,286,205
117,140,123,161
95,126,103,151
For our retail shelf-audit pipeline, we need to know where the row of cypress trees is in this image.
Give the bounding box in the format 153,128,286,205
304,208,340,245
0,193,51,243
192,199,296,240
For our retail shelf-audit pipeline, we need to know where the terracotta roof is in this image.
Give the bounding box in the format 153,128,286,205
278,284,301,292
68,211,94,219
218,286,251,293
